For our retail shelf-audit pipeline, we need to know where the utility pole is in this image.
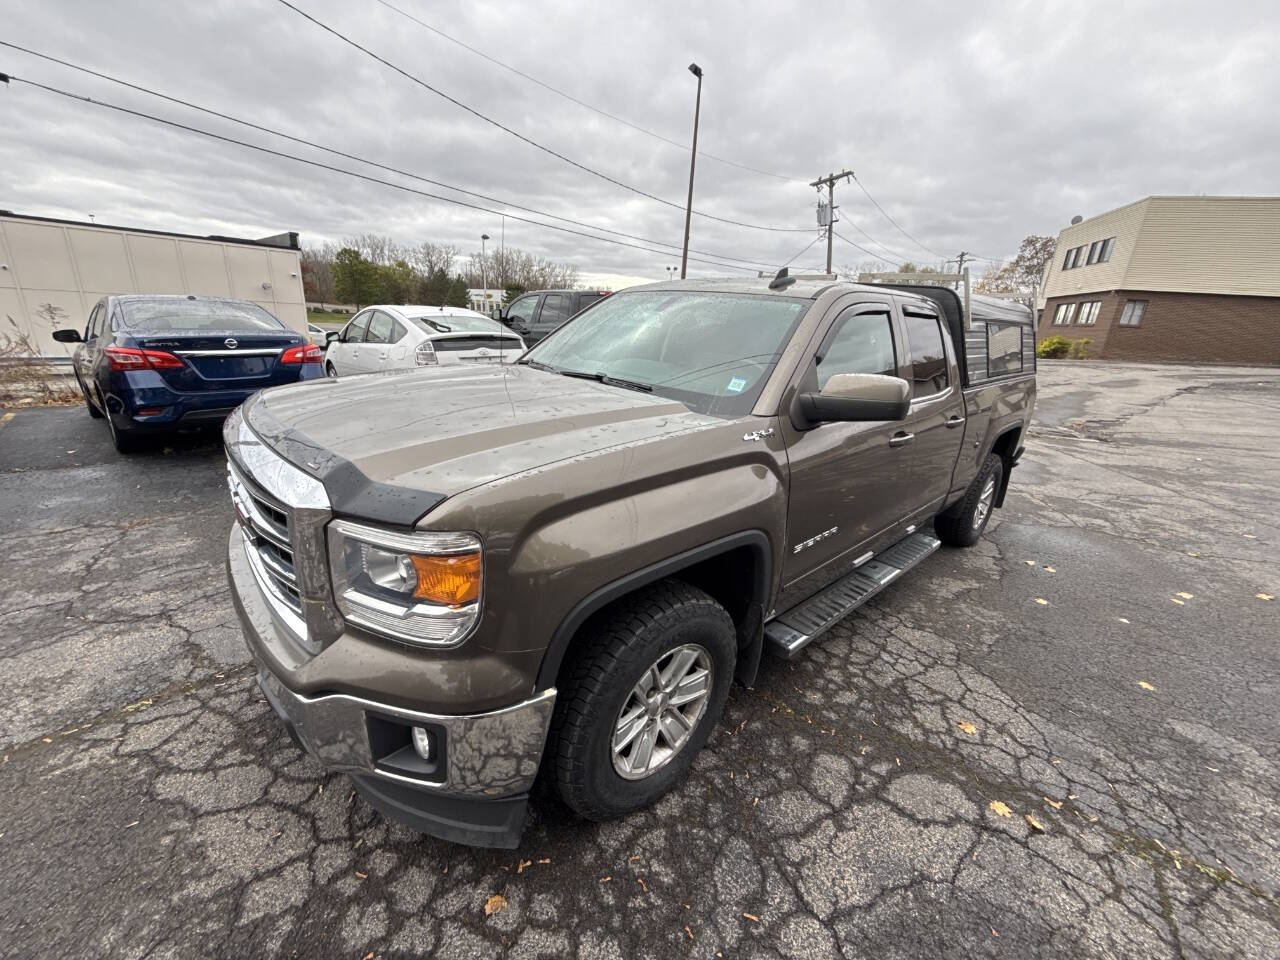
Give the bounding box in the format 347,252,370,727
680,63,703,280
810,170,854,274
955,251,971,283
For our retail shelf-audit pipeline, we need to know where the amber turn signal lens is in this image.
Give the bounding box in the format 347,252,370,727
410,552,481,606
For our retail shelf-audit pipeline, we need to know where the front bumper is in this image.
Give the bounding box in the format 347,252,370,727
228,525,556,848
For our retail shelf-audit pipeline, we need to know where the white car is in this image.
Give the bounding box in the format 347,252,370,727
323,305,526,378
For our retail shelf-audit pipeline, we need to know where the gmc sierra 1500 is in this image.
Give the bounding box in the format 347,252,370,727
225,274,1035,848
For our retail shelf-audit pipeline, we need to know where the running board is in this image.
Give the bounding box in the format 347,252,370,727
764,531,941,659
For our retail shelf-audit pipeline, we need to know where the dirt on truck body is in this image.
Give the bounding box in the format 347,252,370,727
225,274,1037,848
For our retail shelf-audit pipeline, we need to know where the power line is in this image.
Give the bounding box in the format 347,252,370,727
373,0,807,184
0,42,783,271
7,75,768,274
274,0,812,234
851,174,949,260
832,230,903,269
780,234,823,269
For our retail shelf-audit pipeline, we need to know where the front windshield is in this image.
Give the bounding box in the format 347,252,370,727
522,290,809,417
408,314,506,335
120,298,284,332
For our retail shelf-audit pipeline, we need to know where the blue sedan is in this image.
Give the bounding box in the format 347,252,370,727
53,294,323,453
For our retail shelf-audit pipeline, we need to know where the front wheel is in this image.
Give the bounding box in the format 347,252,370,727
550,580,736,821
325,362,338,378
935,453,1003,547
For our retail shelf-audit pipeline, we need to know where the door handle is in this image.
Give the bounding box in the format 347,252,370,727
945,416,966,428
889,432,915,448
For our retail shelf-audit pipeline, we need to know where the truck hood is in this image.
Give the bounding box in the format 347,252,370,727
244,364,718,525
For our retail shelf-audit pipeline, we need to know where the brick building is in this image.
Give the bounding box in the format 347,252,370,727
1036,197,1280,365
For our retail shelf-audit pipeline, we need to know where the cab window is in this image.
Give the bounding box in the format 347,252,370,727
816,309,896,389
536,293,570,330
505,295,538,327
343,313,370,342
365,311,394,344
901,310,949,397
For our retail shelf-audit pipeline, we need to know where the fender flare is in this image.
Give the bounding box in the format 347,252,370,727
985,422,1024,508
534,530,774,691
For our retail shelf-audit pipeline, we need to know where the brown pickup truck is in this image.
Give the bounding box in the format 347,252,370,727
225,274,1036,848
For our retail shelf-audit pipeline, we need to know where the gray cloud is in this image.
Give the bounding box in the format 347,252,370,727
2,0,1276,283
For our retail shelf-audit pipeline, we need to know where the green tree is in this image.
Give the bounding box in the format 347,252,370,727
503,283,526,303
446,276,469,308
378,259,416,305
332,248,378,308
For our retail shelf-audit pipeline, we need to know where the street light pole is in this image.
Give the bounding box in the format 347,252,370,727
680,63,703,280
480,234,490,313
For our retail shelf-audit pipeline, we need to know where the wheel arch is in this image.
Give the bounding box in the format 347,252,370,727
535,530,773,693
987,423,1024,507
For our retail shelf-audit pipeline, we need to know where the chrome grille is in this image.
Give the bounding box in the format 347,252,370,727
228,461,303,617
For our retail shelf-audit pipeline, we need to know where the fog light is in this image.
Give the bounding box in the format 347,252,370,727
411,725,434,761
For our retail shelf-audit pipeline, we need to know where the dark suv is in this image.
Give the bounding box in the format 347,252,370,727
499,289,609,345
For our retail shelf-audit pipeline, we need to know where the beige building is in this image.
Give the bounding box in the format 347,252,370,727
1036,196,1280,365
0,211,306,359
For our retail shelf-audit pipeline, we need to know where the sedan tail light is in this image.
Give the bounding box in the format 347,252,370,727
415,341,438,366
105,346,185,371
281,344,323,364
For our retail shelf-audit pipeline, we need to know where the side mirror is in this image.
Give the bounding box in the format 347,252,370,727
795,373,910,425
325,331,340,345
52,328,84,343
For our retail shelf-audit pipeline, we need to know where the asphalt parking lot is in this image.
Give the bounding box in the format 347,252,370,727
1,360,1277,959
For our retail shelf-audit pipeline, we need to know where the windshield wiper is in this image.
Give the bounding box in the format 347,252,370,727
518,359,560,372
558,369,653,393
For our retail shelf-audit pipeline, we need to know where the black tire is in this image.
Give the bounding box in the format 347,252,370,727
550,580,736,821
935,453,1004,547
77,376,104,418
105,412,145,454
325,362,338,378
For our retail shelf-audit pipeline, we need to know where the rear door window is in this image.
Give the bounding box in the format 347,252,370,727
901,310,949,397
389,318,407,342
505,295,539,328
536,294,570,331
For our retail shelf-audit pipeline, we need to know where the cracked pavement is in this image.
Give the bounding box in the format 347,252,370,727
1,360,1277,958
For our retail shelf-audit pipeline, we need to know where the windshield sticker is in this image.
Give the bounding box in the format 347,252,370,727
726,376,747,394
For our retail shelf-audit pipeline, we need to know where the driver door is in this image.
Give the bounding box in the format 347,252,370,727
332,311,370,375
777,299,914,611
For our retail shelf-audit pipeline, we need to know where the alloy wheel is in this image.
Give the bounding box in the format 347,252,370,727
611,644,713,780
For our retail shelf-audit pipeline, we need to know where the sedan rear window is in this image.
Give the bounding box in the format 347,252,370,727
409,314,506,335
120,298,284,332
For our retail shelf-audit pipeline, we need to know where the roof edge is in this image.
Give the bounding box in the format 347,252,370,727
0,210,299,250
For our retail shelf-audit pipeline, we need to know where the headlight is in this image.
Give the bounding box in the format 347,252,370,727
327,519,481,646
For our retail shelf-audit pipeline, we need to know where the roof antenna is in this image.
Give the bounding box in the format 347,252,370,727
769,267,797,291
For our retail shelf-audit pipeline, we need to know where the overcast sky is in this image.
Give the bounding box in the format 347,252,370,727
2,0,1276,288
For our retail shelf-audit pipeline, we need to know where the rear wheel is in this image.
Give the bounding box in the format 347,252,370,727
550,580,736,821
105,411,145,454
935,453,1003,547
77,375,103,418
325,362,338,378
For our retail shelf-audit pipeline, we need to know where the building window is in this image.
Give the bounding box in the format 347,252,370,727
1076,301,1101,325
1099,237,1116,262
1086,241,1101,265
1061,237,1115,270
1053,303,1073,325
1119,300,1147,326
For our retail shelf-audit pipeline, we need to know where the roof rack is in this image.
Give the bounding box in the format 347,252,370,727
860,269,972,327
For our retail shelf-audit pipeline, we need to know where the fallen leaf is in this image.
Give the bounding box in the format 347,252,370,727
600,876,611,883
1024,560,1036,566
1025,814,1046,832
537,858,551,865
1044,565,1057,573
362,953,375,960
637,877,649,893
355,871,368,880
1186,550,1200,557
1243,533,1257,539
484,894,507,916
684,926,696,942
516,859,532,874
1138,681,1156,691
957,720,978,736
1034,598,1049,606
1170,598,1185,605
1175,592,1194,600
1118,617,1130,624
125,820,140,828
743,913,760,923
1257,593,1275,601
989,800,1013,818
1043,797,1063,810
